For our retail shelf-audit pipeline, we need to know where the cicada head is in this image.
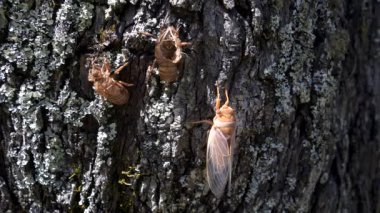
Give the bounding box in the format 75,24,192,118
157,26,182,62
89,57,110,82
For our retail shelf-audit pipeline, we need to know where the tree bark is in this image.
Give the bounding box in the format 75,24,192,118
0,0,379,212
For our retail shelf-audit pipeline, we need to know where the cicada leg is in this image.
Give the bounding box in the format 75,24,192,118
223,88,230,107
146,59,156,83
102,57,112,78
114,62,129,75
118,81,134,87
188,120,213,126
139,32,157,42
180,42,192,47
215,83,221,111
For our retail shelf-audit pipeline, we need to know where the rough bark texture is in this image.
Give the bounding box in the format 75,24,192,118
0,0,379,212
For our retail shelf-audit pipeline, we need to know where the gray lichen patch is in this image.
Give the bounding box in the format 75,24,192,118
169,0,204,11
242,0,350,211
133,44,205,210
107,0,128,7
222,0,235,10
218,13,244,83
52,1,94,69
261,1,316,118
137,87,184,209
56,80,119,212
81,123,117,213
0,0,107,210
327,29,350,61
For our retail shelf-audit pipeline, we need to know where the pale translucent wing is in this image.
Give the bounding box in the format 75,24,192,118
206,127,231,197
228,128,236,193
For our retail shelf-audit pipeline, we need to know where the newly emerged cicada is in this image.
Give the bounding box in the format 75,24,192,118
143,26,191,83
206,85,237,197
88,57,133,105
192,85,237,197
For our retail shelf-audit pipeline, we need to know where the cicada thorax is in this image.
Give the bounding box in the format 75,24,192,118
155,26,183,83
214,106,236,140
213,117,236,143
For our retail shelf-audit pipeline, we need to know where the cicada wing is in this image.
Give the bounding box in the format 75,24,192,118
206,126,231,198
228,128,236,193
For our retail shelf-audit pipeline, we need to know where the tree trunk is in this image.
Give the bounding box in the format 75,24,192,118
0,0,379,212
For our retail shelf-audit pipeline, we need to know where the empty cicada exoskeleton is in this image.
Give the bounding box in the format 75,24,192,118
142,26,191,83
88,57,133,105
190,84,237,197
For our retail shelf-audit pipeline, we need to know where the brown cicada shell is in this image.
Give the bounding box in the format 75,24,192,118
150,26,191,83
88,57,133,105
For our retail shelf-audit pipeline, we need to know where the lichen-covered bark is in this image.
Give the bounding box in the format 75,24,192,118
0,0,379,212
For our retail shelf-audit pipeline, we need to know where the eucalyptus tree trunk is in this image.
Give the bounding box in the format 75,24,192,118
0,0,379,212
